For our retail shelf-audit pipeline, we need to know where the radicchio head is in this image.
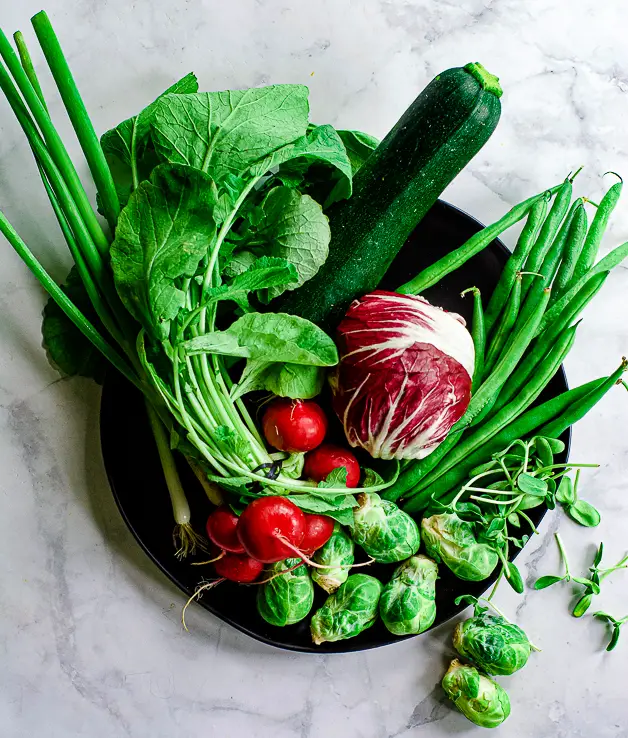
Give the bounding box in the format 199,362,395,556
330,291,474,460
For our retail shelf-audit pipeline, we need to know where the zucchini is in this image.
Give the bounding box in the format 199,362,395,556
275,63,502,331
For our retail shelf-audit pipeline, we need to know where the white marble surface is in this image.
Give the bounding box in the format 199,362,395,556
1,1,628,736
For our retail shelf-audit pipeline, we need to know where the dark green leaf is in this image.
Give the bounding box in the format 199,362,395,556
110,164,216,339
151,85,310,180
517,473,548,496
573,594,593,618
41,267,107,383
567,499,601,527
533,575,565,590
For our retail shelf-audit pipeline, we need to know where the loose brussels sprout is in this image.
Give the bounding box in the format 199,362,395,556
311,523,355,593
454,612,532,675
351,493,420,563
379,555,438,636
421,512,498,581
256,558,314,627
311,573,382,645
442,659,511,729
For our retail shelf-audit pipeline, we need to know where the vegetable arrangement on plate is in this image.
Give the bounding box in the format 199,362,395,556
1,11,628,731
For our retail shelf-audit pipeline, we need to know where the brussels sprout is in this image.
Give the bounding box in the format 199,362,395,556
351,493,420,563
379,555,438,636
421,512,499,581
311,573,382,645
442,659,511,729
311,523,355,593
256,558,314,627
453,612,532,675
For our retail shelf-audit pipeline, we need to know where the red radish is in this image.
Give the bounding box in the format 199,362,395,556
237,497,306,563
262,398,327,453
214,552,264,583
206,506,245,553
304,444,361,488
301,514,335,555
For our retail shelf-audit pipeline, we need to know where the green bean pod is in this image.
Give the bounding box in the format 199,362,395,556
456,288,551,429
402,374,607,513
484,273,522,375
463,287,486,392
551,202,589,302
514,199,583,339
483,195,549,335
521,179,572,298
537,358,628,438
383,429,464,501
403,322,577,508
490,271,608,417
397,185,562,295
536,240,628,335
569,181,623,289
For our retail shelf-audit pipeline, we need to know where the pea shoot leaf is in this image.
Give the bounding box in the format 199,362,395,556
533,575,565,590
517,473,548,497
567,499,601,527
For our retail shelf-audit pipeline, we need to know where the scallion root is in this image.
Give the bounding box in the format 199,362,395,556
174,523,208,561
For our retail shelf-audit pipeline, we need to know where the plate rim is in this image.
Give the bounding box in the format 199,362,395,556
100,198,571,653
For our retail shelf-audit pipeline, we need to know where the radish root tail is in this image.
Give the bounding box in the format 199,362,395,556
191,551,226,566
276,537,375,570
181,579,224,631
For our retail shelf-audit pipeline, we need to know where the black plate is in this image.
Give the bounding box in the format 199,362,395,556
101,199,570,653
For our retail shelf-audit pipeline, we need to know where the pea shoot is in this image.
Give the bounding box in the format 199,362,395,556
594,612,628,652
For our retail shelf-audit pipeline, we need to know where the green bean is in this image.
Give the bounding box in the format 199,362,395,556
404,322,577,505
461,287,485,392
536,240,628,335
396,185,562,295
521,179,573,298
382,429,463,502
456,288,551,429
402,375,606,513
551,202,588,302
490,271,608,416
568,181,622,289
514,200,582,336
484,273,522,375
537,358,628,438
483,195,549,335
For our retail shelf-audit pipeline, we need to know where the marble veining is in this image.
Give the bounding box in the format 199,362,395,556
1,1,627,736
